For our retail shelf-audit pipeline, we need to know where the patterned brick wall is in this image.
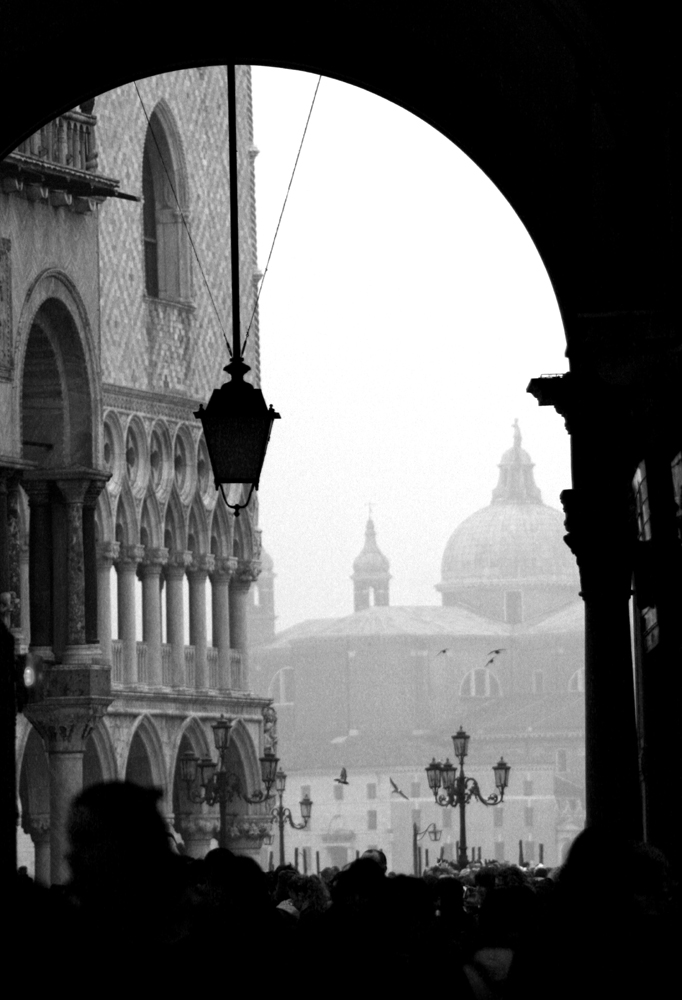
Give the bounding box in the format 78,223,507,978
96,66,261,399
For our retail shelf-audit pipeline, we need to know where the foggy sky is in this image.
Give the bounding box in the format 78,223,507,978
251,68,570,633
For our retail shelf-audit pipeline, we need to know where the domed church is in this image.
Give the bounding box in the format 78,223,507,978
252,426,586,873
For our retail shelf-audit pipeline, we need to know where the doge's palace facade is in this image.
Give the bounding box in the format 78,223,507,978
1,67,274,884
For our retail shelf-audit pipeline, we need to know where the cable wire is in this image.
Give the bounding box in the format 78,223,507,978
243,74,322,350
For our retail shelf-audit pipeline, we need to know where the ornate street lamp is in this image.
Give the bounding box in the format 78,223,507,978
194,64,279,517
180,714,279,849
426,727,510,868
412,821,441,876
270,766,313,867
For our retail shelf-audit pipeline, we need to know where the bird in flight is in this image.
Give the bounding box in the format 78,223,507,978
334,767,349,785
487,648,507,656
390,777,409,800
435,648,450,656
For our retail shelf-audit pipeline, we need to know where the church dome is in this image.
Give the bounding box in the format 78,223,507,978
438,422,579,596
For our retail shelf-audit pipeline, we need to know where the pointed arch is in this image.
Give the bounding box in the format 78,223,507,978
142,100,191,302
188,497,209,556
163,486,187,552
228,718,262,792
125,714,168,793
460,667,501,698
84,720,118,786
209,497,232,558
140,491,162,548
103,408,125,496
96,488,114,545
114,482,138,546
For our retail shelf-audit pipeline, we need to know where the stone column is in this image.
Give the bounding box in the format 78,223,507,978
0,471,9,603
96,541,119,667
139,547,168,687
19,539,30,645
26,695,111,884
23,479,53,657
174,813,217,859
55,478,88,655
164,551,191,688
116,544,144,685
6,475,23,636
82,479,108,646
229,564,256,690
210,556,235,690
188,554,214,691
23,813,50,885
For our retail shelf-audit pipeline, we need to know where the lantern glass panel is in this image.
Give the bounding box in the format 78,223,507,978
260,749,279,787
452,728,470,759
275,769,287,795
493,757,511,790
425,758,442,792
300,795,313,820
212,716,233,752
441,758,457,789
199,758,217,787
180,751,198,784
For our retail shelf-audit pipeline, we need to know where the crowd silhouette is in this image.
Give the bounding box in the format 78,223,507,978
10,781,677,995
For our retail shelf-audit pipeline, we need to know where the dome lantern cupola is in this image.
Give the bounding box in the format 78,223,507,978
352,516,391,611
491,419,542,505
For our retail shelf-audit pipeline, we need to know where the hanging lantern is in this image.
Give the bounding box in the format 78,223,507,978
441,758,457,790
195,358,280,515
275,768,287,795
300,794,313,821
212,714,233,753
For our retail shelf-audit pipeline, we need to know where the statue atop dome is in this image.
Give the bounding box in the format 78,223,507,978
491,421,543,505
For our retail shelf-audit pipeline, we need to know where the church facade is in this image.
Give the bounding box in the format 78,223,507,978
1,67,274,883
252,429,586,872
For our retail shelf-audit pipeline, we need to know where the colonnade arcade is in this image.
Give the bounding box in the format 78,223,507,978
3,280,271,884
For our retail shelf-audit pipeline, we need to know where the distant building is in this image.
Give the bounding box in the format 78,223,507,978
252,426,586,871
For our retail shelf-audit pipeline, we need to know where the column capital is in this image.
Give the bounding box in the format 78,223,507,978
97,540,120,566
25,696,111,753
22,478,52,505
22,812,51,841
210,555,237,583
174,813,218,840
55,478,90,505
232,561,258,588
189,553,215,577
141,546,169,570
165,550,192,579
561,487,636,600
117,543,145,568
83,476,110,509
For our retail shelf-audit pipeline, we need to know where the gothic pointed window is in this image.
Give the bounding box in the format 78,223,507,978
142,108,191,302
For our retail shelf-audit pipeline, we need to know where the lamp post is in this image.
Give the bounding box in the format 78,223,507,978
412,821,441,876
179,714,279,850
425,727,510,868
270,766,313,867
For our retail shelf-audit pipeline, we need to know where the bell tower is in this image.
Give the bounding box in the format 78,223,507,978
352,516,391,611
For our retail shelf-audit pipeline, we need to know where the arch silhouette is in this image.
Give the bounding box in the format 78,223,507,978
125,714,168,794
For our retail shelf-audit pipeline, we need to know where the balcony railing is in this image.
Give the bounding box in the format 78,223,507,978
17,110,98,172
110,640,244,692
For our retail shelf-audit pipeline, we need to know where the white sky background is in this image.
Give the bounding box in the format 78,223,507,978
251,68,570,633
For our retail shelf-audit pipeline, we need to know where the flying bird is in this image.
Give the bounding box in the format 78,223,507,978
435,648,450,656
390,777,409,800
487,648,507,656
334,767,349,785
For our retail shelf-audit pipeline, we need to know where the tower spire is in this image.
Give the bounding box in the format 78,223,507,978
351,515,391,611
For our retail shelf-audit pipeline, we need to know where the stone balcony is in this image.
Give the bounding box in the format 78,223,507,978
1,105,122,207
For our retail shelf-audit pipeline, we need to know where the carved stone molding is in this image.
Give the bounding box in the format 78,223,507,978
25,697,112,753
117,543,145,569
97,540,120,566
